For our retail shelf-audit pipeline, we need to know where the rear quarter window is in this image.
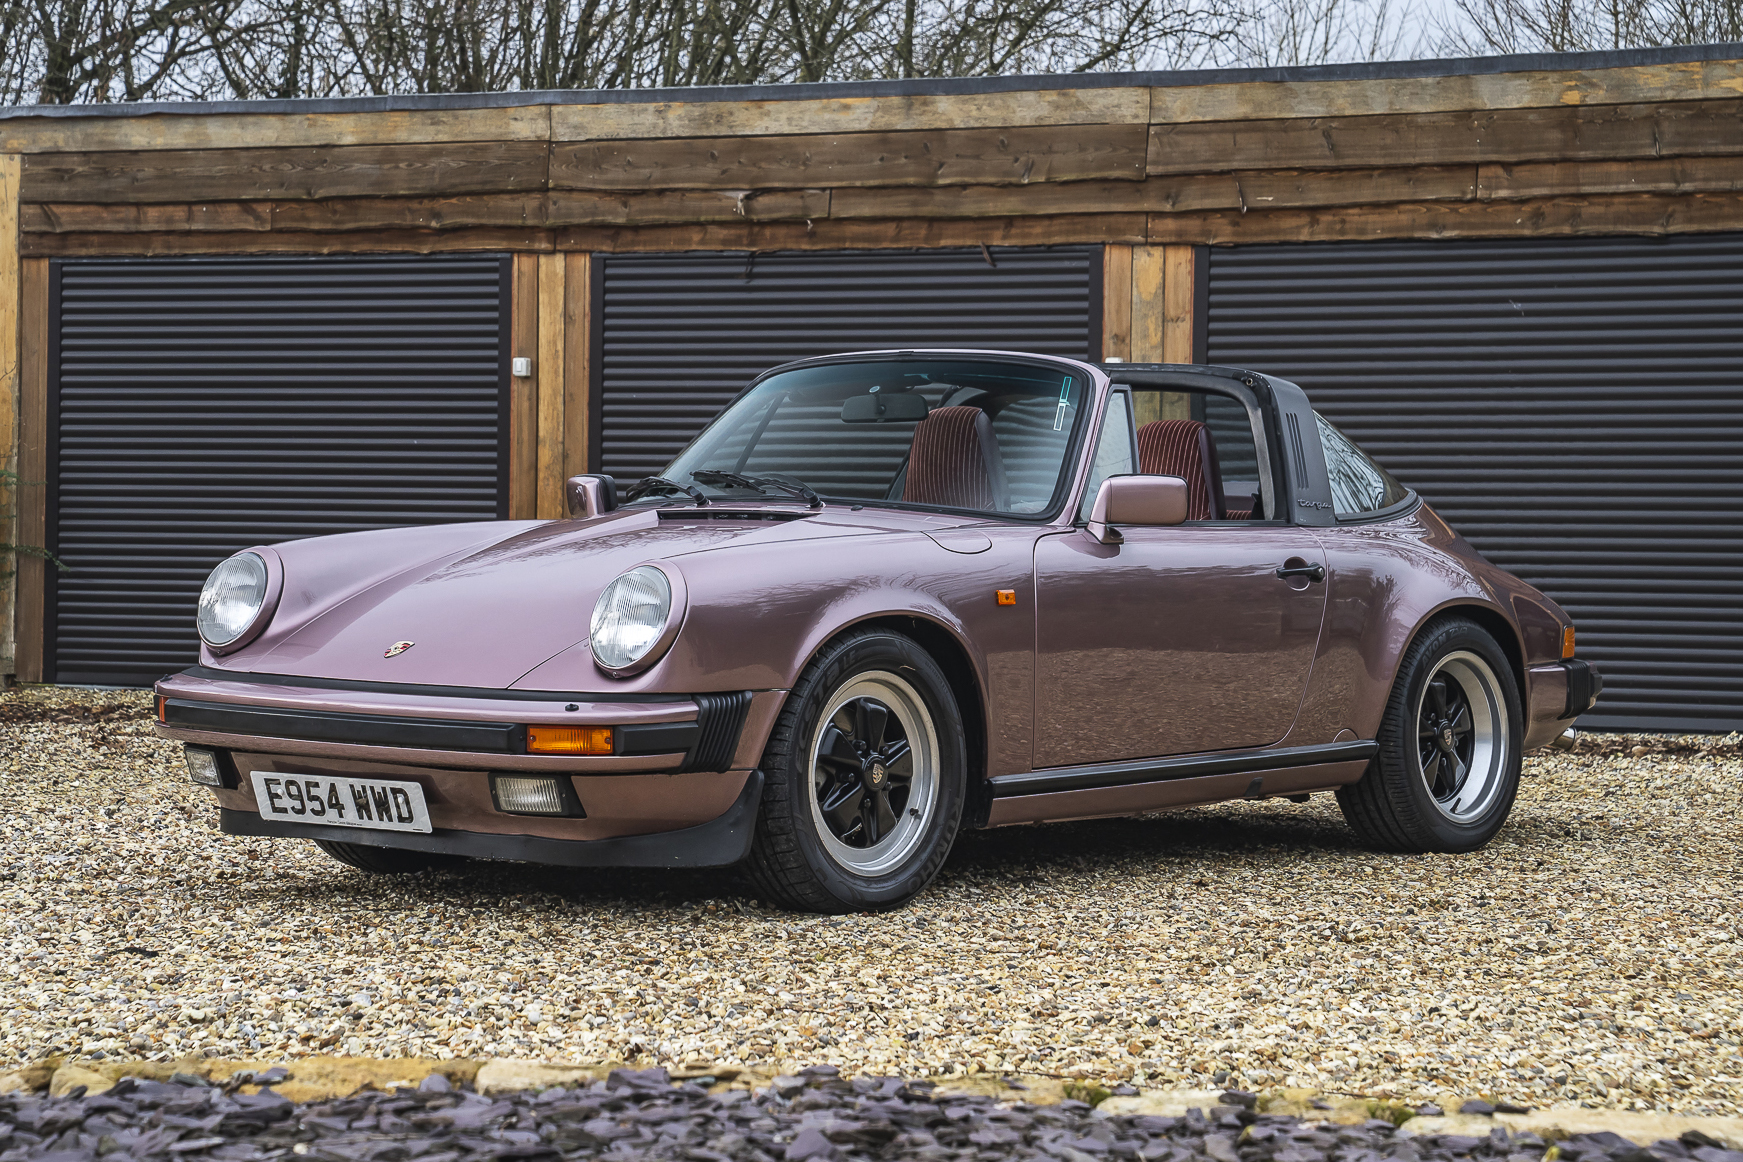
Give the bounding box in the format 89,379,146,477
1315,413,1411,517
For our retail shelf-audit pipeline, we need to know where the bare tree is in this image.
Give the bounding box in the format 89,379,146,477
1434,0,1742,53
1212,0,1420,67
25,0,253,102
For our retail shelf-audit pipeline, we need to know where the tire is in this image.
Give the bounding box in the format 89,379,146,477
744,629,967,913
1337,617,1523,854
313,839,464,874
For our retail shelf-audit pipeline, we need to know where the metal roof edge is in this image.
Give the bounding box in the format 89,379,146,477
2,41,1741,121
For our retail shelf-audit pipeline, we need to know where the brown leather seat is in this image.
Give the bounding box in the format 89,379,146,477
1136,419,1224,520
902,405,1009,511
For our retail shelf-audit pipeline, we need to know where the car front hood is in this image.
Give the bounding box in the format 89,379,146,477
229,505,958,689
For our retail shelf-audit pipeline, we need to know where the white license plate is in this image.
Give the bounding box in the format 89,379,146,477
249,771,432,834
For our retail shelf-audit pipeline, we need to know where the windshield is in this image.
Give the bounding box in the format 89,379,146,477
648,358,1090,516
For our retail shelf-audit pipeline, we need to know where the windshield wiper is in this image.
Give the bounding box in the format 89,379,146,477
753,473,824,509
626,476,709,506
690,470,823,510
688,470,761,493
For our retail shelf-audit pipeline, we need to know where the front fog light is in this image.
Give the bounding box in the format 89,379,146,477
490,774,585,817
185,746,225,787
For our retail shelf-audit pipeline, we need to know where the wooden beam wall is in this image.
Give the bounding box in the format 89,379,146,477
15,258,47,683
0,154,17,677
15,58,1743,255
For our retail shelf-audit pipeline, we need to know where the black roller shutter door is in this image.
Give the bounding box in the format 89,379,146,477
1207,236,1743,733
597,247,1099,481
49,255,511,687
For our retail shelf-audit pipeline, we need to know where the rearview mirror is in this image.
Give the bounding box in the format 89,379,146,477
841,392,929,423
1088,475,1189,543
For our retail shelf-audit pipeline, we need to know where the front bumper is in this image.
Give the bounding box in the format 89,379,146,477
154,667,785,847
220,770,764,869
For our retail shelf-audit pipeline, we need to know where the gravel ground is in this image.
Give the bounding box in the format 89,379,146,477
7,1067,1743,1162
2,686,1740,1114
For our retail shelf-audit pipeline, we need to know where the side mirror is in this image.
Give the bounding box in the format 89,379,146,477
1088,475,1189,543
565,474,618,519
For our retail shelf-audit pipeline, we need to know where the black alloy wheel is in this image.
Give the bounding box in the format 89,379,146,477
745,629,965,913
1337,617,1522,853
814,692,921,855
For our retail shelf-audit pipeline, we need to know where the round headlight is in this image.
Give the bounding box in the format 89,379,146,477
590,565,675,673
198,552,269,648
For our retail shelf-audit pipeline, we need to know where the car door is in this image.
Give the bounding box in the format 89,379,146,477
1032,389,1328,768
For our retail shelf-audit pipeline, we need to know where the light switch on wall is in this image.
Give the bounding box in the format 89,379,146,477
512,357,533,377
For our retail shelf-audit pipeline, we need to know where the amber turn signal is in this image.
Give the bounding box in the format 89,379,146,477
526,725,614,755
996,589,1017,606
156,694,167,723
1561,625,1576,659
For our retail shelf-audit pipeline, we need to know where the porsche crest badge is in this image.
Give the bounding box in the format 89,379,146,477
384,640,415,658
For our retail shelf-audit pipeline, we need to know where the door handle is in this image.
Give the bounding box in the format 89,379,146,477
1275,562,1326,583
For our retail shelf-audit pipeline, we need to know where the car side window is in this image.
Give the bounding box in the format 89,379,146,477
1315,412,1410,517
1077,390,1136,521
1126,388,1268,520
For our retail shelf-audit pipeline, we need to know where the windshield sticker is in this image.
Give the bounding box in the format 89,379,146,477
1053,376,1073,431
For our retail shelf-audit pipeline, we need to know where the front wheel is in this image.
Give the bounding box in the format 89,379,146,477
744,630,966,913
1337,617,1522,853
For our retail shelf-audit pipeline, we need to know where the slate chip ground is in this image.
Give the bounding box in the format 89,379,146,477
5,1067,1743,1162
2,686,1741,1113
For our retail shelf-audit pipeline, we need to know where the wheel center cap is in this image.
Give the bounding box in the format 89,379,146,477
867,762,887,788
1440,725,1455,750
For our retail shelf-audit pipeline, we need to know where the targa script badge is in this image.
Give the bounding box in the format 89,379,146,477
384,640,415,658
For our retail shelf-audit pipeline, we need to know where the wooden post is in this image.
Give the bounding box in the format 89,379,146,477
15,258,46,683
535,252,566,519
0,154,17,677
1128,245,1191,423
1161,244,1197,364
1101,244,1132,363
509,253,539,519
562,252,592,481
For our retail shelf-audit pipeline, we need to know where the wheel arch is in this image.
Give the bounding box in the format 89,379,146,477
1410,601,1527,706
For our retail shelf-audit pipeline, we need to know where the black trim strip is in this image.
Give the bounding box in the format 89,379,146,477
989,741,1379,797
175,665,692,704
1559,659,1603,720
682,691,754,773
164,698,526,754
218,770,763,870
617,721,702,756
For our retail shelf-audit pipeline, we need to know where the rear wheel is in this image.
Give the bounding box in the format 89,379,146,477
1337,617,1522,853
313,839,463,874
744,629,965,913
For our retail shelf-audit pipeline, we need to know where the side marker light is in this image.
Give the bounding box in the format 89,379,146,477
1561,626,1576,659
996,590,1017,606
